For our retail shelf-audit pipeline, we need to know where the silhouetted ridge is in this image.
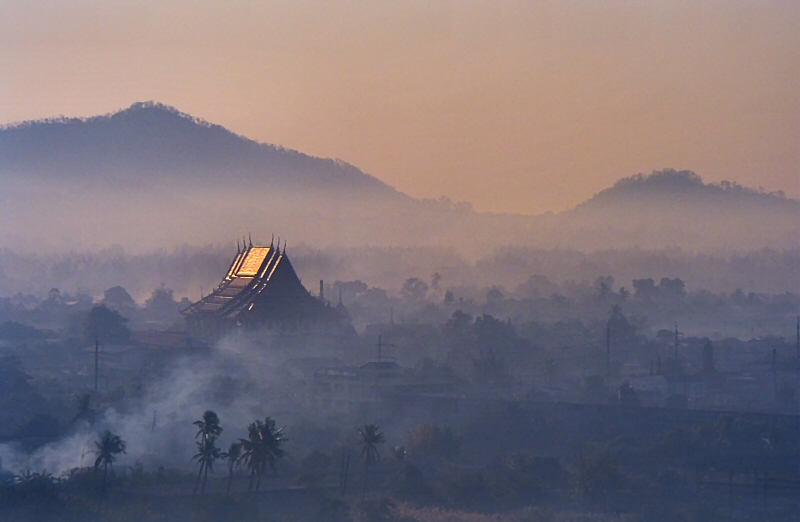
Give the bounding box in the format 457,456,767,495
573,169,797,213
2,101,213,130
0,101,404,196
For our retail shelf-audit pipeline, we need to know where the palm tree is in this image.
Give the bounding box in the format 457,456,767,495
358,423,385,499
194,410,222,442
192,410,223,495
193,436,221,495
94,430,126,498
238,417,286,493
222,442,241,494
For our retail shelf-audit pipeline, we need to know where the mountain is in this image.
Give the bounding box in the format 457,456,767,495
1,104,797,254
572,169,798,214
0,101,403,198
554,169,799,250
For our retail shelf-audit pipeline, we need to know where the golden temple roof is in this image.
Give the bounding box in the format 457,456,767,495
182,242,314,321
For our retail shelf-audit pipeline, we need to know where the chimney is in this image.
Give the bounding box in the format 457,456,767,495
320,280,324,301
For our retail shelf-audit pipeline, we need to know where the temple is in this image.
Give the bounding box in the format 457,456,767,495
182,238,348,340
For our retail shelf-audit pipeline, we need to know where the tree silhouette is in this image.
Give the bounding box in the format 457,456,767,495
401,277,429,302
608,304,636,345
238,417,286,493
192,411,222,495
617,381,640,407
359,423,385,499
84,305,131,344
194,410,222,441
93,430,126,498
193,436,221,495
222,442,241,494
102,286,137,312
144,286,179,315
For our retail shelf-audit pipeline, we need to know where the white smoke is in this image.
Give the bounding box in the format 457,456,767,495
0,331,304,477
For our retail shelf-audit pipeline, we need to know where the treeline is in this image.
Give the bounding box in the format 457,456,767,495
0,286,188,333
1,398,796,521
1,245,798,303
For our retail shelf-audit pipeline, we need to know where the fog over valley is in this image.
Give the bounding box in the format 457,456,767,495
0,103,798,520
2,0,798,518
2,103,798,255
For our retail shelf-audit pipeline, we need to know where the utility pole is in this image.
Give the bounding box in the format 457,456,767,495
606,320,611,382
94,334,99,394
674,322,679,364
339,453,350,496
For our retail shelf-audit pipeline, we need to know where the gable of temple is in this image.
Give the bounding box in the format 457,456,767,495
182,240,347,339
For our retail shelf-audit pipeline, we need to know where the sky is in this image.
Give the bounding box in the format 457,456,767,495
1,0,797,214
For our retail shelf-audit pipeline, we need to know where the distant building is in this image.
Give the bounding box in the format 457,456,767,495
182,240,350,340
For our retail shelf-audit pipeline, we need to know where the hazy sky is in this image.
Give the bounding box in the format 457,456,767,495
1,1,797,214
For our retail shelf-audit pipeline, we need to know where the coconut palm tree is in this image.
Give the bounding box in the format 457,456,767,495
193,435,221,495
192,411,223,495
94,430,126,498
239,421,263,493
238,417,286,493
222,442,241,494
358,423,385,499
194,410,222,442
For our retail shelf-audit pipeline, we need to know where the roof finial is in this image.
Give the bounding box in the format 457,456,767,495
237,238,241,253
270,234,274,248
283,240,287,253
276,237,281,253
248,233,253,248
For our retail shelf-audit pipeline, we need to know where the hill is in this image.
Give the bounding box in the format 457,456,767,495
573,169,797,214
552,169,799,250
0,104,797,254
0,101,403,198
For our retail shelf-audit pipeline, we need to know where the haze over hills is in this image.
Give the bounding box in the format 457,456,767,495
574,170,796,213
0,102,403,198
556,169,800,251
0,103,797,254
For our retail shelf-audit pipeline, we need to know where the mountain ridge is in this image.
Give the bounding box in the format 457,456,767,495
0,101,405,198
2,102,797,214
1,103,797,253
571,169,799,216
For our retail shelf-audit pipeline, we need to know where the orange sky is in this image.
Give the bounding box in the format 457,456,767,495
1,1,797,214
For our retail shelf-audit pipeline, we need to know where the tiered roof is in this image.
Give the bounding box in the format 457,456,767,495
182,240,329,326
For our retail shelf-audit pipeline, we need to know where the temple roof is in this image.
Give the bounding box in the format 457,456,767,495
182,242,316,322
